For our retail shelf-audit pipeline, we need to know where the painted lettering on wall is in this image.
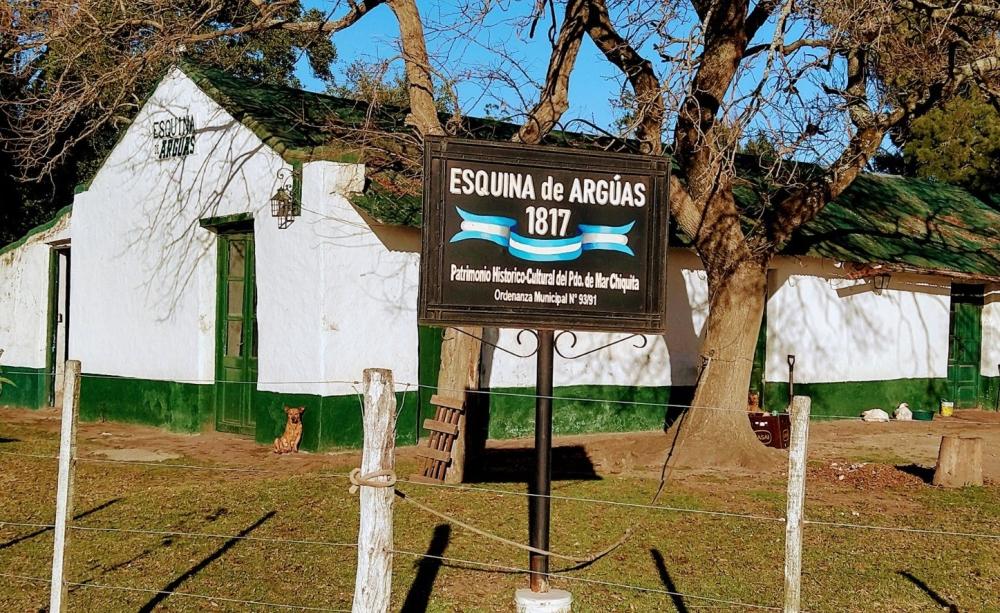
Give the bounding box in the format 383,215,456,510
151,114,196,160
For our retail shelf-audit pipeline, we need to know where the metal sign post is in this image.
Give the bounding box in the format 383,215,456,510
530,329,554,592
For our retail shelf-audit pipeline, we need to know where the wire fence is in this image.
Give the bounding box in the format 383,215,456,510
3,450,999,541
2,371,998,610
6,370,1000,426
0,571,351,611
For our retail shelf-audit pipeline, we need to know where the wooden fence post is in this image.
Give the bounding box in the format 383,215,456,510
49,360,81,613
352,368,397,613
784,395,810,613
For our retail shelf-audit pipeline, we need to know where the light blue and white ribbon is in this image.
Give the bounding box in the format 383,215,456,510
579,221,635,256
450,207,635,262
449,208,518,248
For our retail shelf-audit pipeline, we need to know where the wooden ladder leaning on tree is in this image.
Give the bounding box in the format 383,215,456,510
411,328,482,484
411,393,467,483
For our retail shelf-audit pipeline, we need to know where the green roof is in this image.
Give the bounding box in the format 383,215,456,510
183,64,1000,281
785,174,1000,279
179,62,580,162
179,62,386,160
0,205,72,259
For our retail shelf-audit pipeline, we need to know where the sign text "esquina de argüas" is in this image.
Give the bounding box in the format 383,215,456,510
419,138,670,333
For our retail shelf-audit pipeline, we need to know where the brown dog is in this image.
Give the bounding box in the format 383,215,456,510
273,406,305,454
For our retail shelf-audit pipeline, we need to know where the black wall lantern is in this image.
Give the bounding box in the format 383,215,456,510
270,165,302,229
871,272,891,295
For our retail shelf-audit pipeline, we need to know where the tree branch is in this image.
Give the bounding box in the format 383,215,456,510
385,0,443,136
516,0,589,145
745,0,780,41
584,0,664,155
765,126,884,248
743,38,831,59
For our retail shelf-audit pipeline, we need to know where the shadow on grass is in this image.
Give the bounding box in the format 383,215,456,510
0,498,121,551
467,445,599,483
138,511,276,612
896,464,935,484
0,437,19,443
651,549,688,613
401,524,451,612
898,571,958,612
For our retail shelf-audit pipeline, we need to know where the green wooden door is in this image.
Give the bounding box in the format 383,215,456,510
216,233,258,435
948,284,983,409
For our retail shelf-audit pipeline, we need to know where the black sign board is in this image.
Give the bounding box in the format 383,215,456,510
419,138,670,333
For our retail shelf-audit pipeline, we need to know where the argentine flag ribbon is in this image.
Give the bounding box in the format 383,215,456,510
450,207,635,262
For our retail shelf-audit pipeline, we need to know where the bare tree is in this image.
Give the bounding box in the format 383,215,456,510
608,0,1000,468
6,0,1000,468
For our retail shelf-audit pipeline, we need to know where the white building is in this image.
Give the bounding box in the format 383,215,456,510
1,64,998,451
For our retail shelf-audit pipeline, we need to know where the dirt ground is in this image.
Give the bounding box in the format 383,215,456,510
2,407,999,612
2,406,998,482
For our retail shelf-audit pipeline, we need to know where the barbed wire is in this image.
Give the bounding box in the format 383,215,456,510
0,518,361,550
69,524,359,549
0,453,785,523
4,368,996,609
0,451,57,460
389,549,784,610
0,520,55,530
803,519,1000,540
0,571,350,611
7,369,1000,426
7,379,1000,426
392,475,787,522
3,452,1000,540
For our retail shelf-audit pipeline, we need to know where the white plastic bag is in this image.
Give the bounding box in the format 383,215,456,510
894,402,912,421
862,408,890,422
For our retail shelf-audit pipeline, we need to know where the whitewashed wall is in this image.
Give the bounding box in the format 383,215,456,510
766,259,951,383
983,284,1000,377
0,214,70,369
70,67,288,385
68,67,423,398
485,249,709,388
312,162,422,396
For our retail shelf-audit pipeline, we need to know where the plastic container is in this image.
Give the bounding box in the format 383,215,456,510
940,400,954,417
912,409,935,421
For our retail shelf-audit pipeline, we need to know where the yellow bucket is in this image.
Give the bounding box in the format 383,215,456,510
940,401,954,417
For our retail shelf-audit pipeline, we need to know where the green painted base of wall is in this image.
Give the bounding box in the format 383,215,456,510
74,372,419,452
79,374,214,432
763,377,952,418
0,366,50,409
482,384,694,440
28,370,997,451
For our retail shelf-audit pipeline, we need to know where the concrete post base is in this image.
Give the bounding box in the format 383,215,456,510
515,588,572,612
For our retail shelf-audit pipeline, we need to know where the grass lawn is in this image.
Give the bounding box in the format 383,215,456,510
1,414,998,612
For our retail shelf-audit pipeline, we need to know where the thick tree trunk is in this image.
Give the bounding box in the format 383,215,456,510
667,260,782,470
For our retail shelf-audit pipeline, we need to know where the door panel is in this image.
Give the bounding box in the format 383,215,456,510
216,233,257,435
948,285,983,410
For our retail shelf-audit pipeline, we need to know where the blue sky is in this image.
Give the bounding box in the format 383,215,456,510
296,1,628,130
292,2,871,161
